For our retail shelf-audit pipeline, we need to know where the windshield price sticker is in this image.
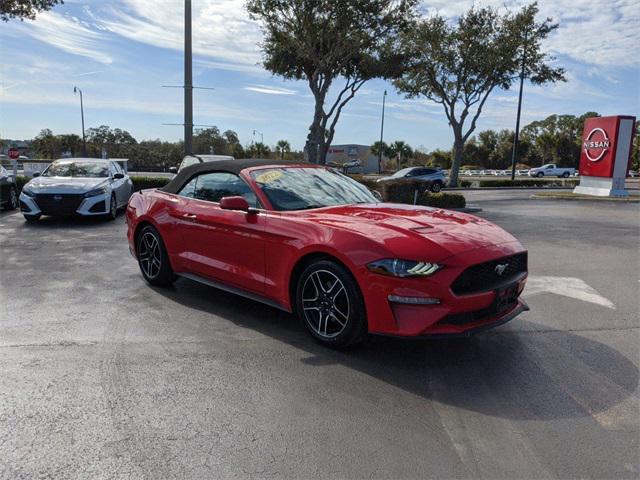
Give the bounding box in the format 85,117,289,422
255,170,283,184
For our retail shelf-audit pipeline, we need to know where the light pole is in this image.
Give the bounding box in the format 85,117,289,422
184,0,193,155
253,130,264,144
510,29,528,180
73,86,87,156
378,90,387,173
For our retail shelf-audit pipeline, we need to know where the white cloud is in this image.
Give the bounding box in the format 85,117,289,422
420,0,639,68
9,11,112,65
243,85,297,95
96,0,262,68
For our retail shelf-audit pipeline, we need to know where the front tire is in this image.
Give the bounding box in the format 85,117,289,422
24,214,41,223
430,181,442,193
106,194,117,221
562,172,570,178
536,172,544,178
136,225,174,286
296,260,367,348
3,187,18,210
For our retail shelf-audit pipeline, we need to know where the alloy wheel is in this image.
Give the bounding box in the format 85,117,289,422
110,196,117,218
9,188,17,209
301,269,350,338
138,231,162,279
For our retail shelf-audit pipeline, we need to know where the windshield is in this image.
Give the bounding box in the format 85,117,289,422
251,167,377,211
43,162,109,178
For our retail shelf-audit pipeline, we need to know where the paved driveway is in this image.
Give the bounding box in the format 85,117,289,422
0,193,638,479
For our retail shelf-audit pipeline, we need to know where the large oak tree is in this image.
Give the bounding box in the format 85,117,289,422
394,3,565,186
247,0,416,164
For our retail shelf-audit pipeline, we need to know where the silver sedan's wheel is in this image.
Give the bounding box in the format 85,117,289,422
301,269,350,339
138,231,162,279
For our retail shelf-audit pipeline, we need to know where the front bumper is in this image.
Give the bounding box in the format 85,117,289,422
360,242,529,337
20,192,110,217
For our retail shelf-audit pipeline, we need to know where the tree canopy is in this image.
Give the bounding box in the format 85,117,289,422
247,0,417,164
394,3,565,186
1,0,62,21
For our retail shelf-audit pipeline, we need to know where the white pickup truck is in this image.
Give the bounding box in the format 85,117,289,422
528,164,575,178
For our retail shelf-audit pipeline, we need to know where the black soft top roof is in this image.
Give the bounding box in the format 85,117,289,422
160,158,313,194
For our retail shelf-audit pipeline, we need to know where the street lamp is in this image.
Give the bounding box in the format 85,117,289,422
252,129,264,144
378,90,387,173
73,86,87,156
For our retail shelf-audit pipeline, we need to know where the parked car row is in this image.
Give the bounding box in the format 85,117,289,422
4,156,532,349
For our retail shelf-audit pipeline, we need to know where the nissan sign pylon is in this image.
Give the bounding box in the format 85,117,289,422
573,115,636,197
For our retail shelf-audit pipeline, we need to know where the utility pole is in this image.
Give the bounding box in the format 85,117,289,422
510,30,527,180
73,86,87,156
378,90,387,173
184,0,193,155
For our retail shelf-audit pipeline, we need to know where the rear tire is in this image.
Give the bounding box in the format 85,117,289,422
295,259,367,348
562,172,570,178
430,181,442,193
136,225,174,286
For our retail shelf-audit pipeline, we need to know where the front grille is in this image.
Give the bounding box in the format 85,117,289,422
33,193,84,216
451,252,527,295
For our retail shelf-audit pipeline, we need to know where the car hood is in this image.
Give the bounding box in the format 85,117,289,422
26,176,109,194
298,203,520,261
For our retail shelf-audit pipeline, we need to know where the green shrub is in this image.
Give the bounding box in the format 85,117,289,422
381,179,430,203
348,174,379,192
419,192,466,209
131,176,171,191
15,176,29,193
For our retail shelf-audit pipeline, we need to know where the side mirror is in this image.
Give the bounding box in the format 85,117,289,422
219,196,253,213
113,172,125,179
372,190,383,202
32,171,40,178
168,167,177,174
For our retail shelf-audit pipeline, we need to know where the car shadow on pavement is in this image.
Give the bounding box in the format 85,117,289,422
154,277,638,423
10,212,124,229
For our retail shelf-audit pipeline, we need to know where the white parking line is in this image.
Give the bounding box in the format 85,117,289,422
524,276,615,309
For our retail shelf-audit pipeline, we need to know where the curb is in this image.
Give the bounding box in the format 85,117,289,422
530,194,640,203
452,206,483,213
446,187,574,191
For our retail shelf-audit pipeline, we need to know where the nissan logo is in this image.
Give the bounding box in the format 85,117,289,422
53,195,63,201
495,263,508,276
583,127,610,162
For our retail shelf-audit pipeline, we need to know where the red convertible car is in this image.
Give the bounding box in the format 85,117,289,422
126,159,528,347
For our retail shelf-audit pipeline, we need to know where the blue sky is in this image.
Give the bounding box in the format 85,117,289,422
1,0,638,151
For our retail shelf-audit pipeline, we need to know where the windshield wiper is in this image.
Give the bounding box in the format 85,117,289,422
297,204,327,210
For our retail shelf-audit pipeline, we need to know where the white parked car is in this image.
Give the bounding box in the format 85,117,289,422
19,158,133,222
628,170,639,178
528,164,575,178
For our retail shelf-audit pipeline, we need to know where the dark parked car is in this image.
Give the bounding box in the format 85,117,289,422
0,165,18,211
376,167,447,192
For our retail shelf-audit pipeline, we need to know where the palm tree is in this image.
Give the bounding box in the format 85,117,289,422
387,141,413,168
275,139,291,160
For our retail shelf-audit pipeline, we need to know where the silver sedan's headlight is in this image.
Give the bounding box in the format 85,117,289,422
21,185,36,197
367,259,442,277
84,187,107,198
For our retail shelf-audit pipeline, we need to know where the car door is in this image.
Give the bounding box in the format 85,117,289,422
179,172,267,295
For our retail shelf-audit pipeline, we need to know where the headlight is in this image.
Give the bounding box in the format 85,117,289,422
84,187,107,198
367,259,442,277
22,185,35,197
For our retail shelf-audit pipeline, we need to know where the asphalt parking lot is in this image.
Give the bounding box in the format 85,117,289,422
1,190,638,479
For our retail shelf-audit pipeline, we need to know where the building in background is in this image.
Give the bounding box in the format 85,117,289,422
325,144,386,173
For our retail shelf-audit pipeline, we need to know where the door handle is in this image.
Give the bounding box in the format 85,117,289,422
182,213,197,220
